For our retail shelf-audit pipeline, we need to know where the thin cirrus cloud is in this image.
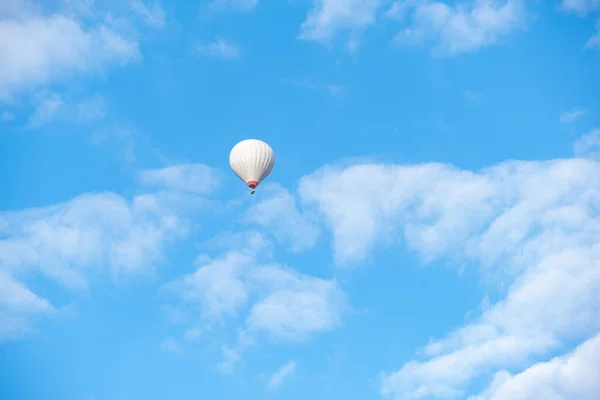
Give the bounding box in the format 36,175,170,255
27,92,107,128
130,0,166,28
192,38,241,59
559,108,587,123
209,0,259,12
267,360,297,391
138,163,222,194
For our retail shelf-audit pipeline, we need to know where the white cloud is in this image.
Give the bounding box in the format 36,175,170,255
560,0,600,15
559,108,587,123
559,1,600,47
193,38,240,59
393,0,530,56
267,360,297,391
299,0,382,42
165,232,345,337
244,184,320,252
573,129,600,160
130,0,165,28
71,94,107,123
209,0,259,12
90,122,140,164
246,265,345,341
28,92,64,127
161,305,189,324
299,157,600,398
138,164,220,194
469,332,600,400
0,0,140,100
0,192,188,288
0,271,55,340
162,231,346,371
586,20,600,49
160,337,182,354
184,327,202,340
218,343,243,373
28,92,106,127
385,0,420,20
0,168,216,341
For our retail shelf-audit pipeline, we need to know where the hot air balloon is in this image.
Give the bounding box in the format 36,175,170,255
229,139,275,194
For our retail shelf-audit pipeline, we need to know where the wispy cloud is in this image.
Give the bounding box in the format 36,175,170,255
573,128,600,160
560,108,586,123
209,0,259,13
28,92,107,128
282,78,343,96
138,164,220,194
90,122,140,164
160,337,182,354
585,20,600,49
299,0,381,42
27,92,64,128
559,0,600,16
130,0,166,28
193,38,240,59
559,1,600,47
268,360,297,391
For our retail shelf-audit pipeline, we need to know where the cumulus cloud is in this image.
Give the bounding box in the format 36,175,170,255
392,0,531,56
164,231,345,337
0,0,140,100
469,332,600,400
162,231,346,371
299,0,382,42
244,184,320,253
267,360,297,391
0,164,218,341
299,156,600,399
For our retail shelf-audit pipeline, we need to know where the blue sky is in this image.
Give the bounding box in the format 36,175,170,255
1,0,600,399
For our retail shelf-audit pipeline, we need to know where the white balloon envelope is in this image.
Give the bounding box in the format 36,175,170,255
229,139,275,194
